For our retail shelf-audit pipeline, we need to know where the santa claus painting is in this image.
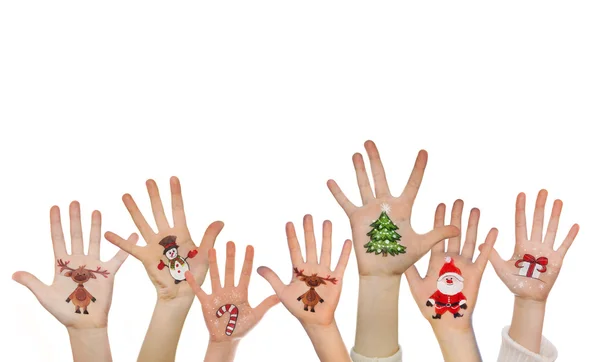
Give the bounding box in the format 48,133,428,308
426,257,468,319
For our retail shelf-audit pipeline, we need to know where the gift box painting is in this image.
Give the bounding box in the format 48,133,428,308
515,254,548,279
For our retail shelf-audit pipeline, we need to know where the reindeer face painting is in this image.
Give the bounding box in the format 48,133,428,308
57,259,109,314
294,267,337,312
157,235,198,284
515,254,548,280
426,257,468,319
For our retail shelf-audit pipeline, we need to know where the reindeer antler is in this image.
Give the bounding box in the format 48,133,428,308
87,266,110,278
293,267,306,278
320,274,338,285
57,259,75,273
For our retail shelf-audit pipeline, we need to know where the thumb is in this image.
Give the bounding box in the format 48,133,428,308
257,266,285,295
254,294,280,320
484,243,505,274
421,225,460,251
110,233,139,270
404,266,423,298
13,271,49,302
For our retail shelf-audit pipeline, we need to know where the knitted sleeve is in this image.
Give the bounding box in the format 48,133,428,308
497,326,558,362
350,346,402,362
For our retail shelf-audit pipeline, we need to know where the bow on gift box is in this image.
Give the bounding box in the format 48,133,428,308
515,254,548,278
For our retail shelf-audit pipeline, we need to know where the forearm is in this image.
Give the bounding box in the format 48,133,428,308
68,327,112,362
305,322,351,362
433,326,481,362
354,275,401,357
137,296,194,362
508,297,546,353
204,340,240,362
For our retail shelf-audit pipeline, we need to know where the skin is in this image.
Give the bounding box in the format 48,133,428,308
327,140,460,357
185,242,279,362
105,177,224,362
12,201,137,362
489,190,579,354
258,215,353,362
406,200,498,362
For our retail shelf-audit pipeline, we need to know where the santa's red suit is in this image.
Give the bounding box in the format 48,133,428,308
428,290,467,315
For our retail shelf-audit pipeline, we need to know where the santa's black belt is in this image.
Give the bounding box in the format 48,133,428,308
435,302,460,307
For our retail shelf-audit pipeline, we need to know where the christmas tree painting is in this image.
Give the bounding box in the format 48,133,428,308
364,205,406,257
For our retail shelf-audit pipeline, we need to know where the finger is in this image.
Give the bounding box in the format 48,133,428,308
254,294,280,320
320,220,333,269
208,248,222,291
462,208,480,261
400,150,428,209
12,272,50,302
185,271,209,303
122,193,155,240
515,192,528,242
286,222,304,266
431,203,446,253
238,245,254,288
364,140,391,198
224,241,236,288
170,176,187,227
475,228,499,271
69,201,85,255
352,153,375,204
105,231,141,258
109,233,139,270
146,179,170,231
487,245,505,274
50,206,67,257
530,189,548,242
405,265,423,292
557,224,579,258
333,239,353,276
326,179,357,215
257,266,285,295
88,210,102,259
198,221,225,252
421,225,460,252
447,199,464,254
303,215,318,264
543,199,563,248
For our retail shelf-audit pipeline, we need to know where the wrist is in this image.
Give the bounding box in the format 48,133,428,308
432,327,480,362
514,295,547,311
155,294,194,311
67,327,111,362
205,340,240,362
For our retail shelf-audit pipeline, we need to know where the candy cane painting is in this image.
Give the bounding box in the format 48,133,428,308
515,254,548,279
216,304,239,336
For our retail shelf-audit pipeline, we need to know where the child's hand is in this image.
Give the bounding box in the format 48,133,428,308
105,177,224,301
258,215,352,327
185,242,279,342
489,190,579,302
327,141,459,277
406,200,497,330
13,202,137,329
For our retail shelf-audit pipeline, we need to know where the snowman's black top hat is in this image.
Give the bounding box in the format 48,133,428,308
159,235,179,255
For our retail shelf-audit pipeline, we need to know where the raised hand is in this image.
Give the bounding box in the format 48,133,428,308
406,200,498,328
13,201,136,329
489,190,579,301
185,242,279,342
327,140,459,276
105,177,224,300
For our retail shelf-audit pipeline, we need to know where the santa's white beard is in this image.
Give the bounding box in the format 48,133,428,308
437,280,463,295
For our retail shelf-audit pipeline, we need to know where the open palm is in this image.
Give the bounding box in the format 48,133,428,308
105,177,224,300
327,141,459,276
13,202,137,329
489,190,579,301
185,242,278,342
406,200,497,329
258,215,352,326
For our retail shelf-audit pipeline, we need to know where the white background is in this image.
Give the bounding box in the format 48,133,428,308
1,1,599,361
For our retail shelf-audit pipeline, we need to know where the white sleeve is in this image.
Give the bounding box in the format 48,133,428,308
350,346,402,362
497,326,558,362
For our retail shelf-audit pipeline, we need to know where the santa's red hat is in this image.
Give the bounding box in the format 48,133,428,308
438,256,464,282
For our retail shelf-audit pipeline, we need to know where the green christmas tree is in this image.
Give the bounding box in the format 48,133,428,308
364,211,406,257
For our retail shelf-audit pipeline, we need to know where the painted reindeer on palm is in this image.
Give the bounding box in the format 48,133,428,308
294,267,337,312
57,259,109,314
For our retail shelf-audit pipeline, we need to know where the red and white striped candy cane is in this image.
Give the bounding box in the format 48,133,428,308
216,304,239,336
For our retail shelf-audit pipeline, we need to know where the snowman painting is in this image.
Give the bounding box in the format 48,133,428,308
157,235,198,284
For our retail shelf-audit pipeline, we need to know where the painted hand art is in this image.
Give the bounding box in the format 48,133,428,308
364,204,406,257
294,267,337,312
216,304,239,336
515,254,548,279
157,235,198,284
57,259,109,314
426,257,467,319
